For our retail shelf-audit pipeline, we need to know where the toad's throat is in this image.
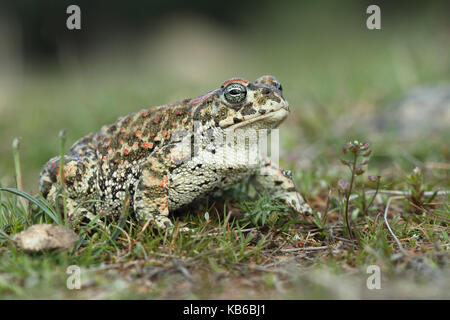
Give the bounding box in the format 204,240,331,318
223,107,289,132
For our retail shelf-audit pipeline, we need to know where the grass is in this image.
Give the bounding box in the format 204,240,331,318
0,2,449,299
0,130,448,299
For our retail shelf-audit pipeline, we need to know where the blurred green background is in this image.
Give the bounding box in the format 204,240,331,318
0,0,449,192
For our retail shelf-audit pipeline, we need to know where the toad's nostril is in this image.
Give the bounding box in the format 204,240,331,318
262,88,270,95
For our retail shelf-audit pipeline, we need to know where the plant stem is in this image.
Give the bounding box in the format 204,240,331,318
12,138,29,221
344,152,357,239
365,176,381,215
59,130,68,225
322,187,331,226
12,138,23,191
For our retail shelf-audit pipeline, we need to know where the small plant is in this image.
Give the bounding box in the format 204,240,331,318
1,138,64,226
238,195,296,231
406,167,426,209
338,140,373,239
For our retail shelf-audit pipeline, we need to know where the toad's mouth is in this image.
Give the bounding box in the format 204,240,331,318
222,106,289,132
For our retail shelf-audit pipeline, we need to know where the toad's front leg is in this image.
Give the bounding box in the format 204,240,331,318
133,156,174,230
251,159,312,216
133,146,193,232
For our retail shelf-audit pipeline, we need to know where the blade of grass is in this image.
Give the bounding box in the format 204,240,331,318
111,191,130,241
0,188,62,225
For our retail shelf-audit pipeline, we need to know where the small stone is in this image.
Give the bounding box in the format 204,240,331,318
375,84,450,138
14,224,78,251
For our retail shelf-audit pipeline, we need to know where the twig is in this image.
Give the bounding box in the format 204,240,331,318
233,262,289,274
265,240,288,255
332,236,359,244
224,208,233,233
305,222,367,233
383,196,408,255
88,261,140,272
135,217,153,243
189,227,257,238
409,201,450,222
169,222,181,250
350,189,449,200
425,162,450,170
280,245,329,253
114,225,132,254
172,258,195,282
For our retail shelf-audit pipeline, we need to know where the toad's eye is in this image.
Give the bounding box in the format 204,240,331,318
277,83,283,92
224,83,247,104
275,82,282,92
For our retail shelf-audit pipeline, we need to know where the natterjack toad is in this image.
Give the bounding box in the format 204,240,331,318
40,76,312,230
